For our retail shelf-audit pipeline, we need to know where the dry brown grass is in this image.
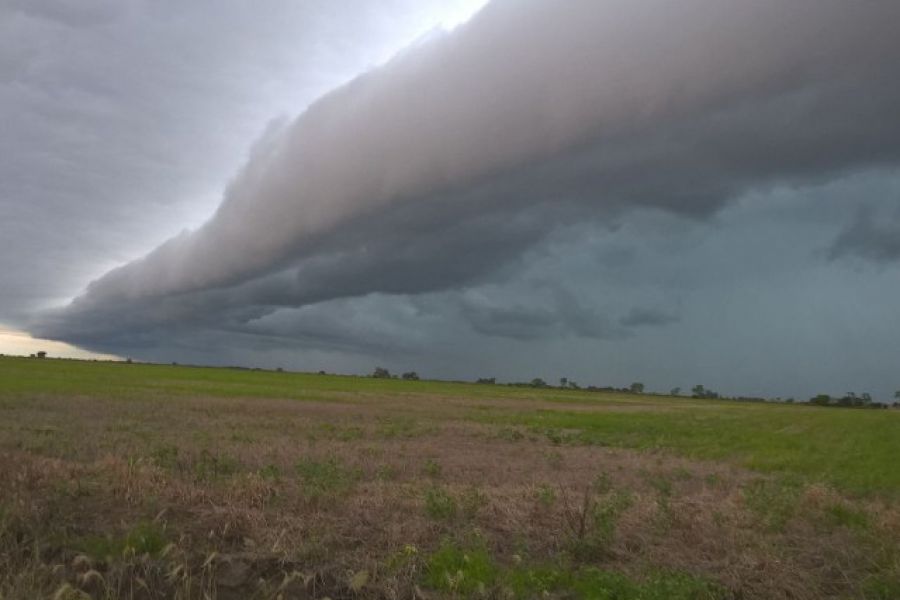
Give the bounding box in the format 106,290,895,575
1,392,897,599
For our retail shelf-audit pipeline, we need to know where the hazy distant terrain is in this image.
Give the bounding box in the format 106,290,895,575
1,356,898,599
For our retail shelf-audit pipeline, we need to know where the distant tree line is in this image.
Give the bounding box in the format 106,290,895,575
470,373,900,409
371,367,420,381
808,392,894,410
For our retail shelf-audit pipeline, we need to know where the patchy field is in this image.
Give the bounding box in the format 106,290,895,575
1,357,898,599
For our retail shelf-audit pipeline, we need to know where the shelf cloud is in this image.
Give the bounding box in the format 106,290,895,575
33,0,900,360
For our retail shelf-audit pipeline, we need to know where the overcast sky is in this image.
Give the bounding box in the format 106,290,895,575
2,0,899,400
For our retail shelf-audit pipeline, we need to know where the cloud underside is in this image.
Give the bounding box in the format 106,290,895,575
34,0,900,355
828,208,900,263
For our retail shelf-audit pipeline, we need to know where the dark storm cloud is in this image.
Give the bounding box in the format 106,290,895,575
33,0,900,354
827,208,900,264
458,286,625,341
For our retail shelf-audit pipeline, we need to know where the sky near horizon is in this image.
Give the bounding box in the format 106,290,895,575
2,0,899,399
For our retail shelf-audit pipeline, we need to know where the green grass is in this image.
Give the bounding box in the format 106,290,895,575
0,356,586,401
506,566,725,600
424,540,724,599
470,405,900,496
3,356,899,496
294,456,359,500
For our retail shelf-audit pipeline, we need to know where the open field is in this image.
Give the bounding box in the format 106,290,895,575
1,357,899,599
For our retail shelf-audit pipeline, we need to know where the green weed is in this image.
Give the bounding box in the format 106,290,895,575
423,540,496,595
535,484,557,507
424,486,457,521
295,457,359,500
423,458,442,478
257,464,281,480
376,464,399,481
79,521,167,562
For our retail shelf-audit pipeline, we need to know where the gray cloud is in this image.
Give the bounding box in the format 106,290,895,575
32,0,900,353
458,286,625,341
828,207,900,264
6,0,900,402
619,308,680,329
0,0,482,319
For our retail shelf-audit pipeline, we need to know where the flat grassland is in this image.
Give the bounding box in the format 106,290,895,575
1,357,898,599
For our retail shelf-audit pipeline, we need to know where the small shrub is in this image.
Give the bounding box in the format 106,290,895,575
563,480,632,561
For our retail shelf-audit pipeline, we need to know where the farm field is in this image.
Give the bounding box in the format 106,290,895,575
1,356,899,599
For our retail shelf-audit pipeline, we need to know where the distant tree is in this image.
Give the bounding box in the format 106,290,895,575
861,392,872,405
629,382,645,394
691,384,720,399
476,377,496,385
530,378,548,388
402,371,419,381
560,377,568,388
894,390,900,400
810,394,831,406
372,367,391,379
670,387,681,396
36,351,46,359
568,381,580,390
